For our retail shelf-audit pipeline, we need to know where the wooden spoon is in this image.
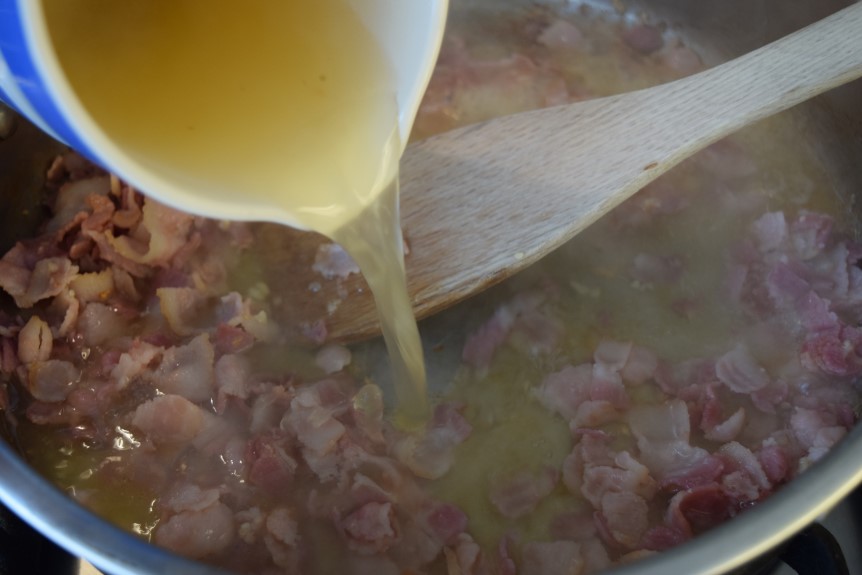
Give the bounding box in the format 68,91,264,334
273,2,862,343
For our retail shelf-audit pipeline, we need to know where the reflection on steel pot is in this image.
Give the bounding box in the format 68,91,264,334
0,0,861,574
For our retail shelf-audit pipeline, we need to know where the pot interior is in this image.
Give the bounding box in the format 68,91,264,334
0,1,861,575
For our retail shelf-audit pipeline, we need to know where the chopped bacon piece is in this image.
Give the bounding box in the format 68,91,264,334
246,435,298,494
715,344,770,393
490,466,558,519
154,334,215,402
538,18,584,50
425,503,469,546
154,502,235,559
17,316,52,364
534,364,593,420
131,394,205,445
266,507,299,547
340,501,400,554
394,403,472,480
622,24,664,54
628,400,710,480
315,344,352,374
599,491,649,549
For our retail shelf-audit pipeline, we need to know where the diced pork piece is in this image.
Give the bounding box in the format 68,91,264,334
417,43,570,139
534,364,593,420
580,450,657,507
212,323,255,356
571,400,620,428
340,501,400,554
490,467,558,519
266,507,299,547
599,491,649,549
425,503,469,546
246,435,298,494
351,383,385,443
590,362,629,409
27,359,80,403
640,524,689,552
594,341,632,373
69,270,114,303
394,403,472,480
107,198,195,267
791,211,833,260
462,306,517,371
131,394,205,445
444,533,482,575
164,483,222,513
313,243,360,280
717,442,771,501
17,316,52,364
157,287,208,336
622,24,664,54
285,383,347,454
622,346,659,384
757,441,791,484
538,18,584,50
715,344,770,394
45,176,111,234
111,340,162,389
154,334,215,402
661,41,703,75
801,325,862,377
666,484,735,536
77,302,126,347
3,255,79,309
628,400,711,480
214,353,250,408
704,407,746,443
154,502,235,558
236,507,265,545
659,454,725,492
316,344,352,374
751,212,788,252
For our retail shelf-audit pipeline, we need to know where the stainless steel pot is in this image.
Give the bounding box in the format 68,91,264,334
0,0,861,574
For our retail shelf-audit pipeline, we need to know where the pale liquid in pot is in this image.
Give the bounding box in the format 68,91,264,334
41,0,429,421
9,1,862,573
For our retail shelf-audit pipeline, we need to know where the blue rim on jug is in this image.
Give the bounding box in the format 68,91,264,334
0,1,94,158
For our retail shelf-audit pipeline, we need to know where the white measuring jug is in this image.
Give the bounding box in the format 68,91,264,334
0,0,448,228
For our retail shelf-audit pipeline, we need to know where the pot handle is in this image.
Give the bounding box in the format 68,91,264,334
779,523,849,575
0,502,79,575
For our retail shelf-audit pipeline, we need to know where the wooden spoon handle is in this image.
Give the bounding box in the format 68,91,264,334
325,2,862,341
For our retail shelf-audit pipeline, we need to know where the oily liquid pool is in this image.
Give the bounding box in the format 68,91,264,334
41,0,429,421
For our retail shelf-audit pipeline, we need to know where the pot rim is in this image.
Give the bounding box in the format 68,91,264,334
1,423,861,574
